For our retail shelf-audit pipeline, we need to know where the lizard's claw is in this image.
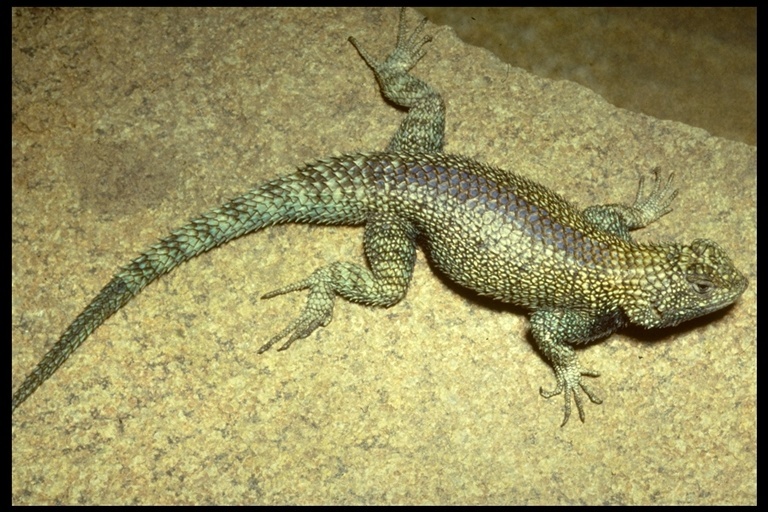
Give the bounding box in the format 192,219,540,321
540,364,602,427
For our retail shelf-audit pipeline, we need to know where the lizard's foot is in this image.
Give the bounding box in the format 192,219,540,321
631,167,679,226
540,363,602,427
258,273,335,353
348,8,432,76
348,8,445,153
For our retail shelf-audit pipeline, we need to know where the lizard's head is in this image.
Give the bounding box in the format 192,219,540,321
622,239,748,329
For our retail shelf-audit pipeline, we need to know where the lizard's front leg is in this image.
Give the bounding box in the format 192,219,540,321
530,309,623,426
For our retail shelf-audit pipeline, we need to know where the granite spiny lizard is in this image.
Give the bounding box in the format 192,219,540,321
12,9,748,425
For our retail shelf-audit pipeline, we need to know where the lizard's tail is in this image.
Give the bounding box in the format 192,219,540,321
12,158,369,413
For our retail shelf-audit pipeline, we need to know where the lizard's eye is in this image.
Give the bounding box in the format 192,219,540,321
687,276,714,296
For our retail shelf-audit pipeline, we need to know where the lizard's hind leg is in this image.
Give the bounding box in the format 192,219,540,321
259,213,417,353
